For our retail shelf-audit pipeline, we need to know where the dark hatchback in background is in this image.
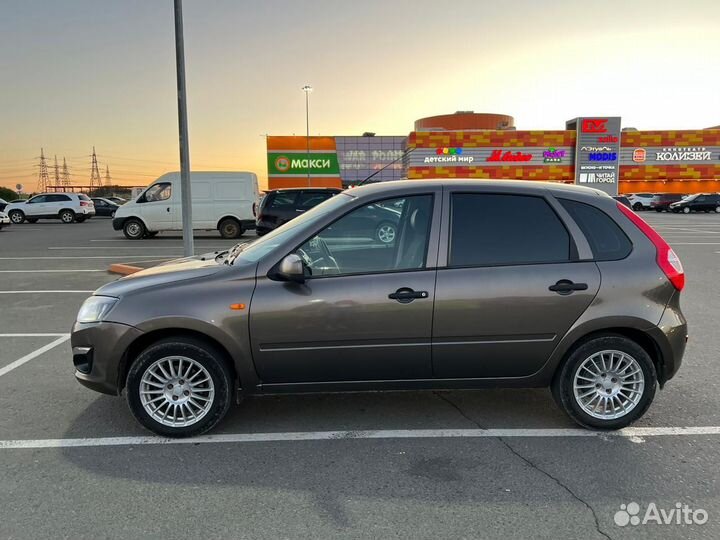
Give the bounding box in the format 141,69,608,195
651,193,686,212
91,197,120,217
256,187,342,235
669,193,720,213
72,180,687,438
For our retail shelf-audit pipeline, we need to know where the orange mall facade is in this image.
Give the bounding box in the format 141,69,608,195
267,113,720,194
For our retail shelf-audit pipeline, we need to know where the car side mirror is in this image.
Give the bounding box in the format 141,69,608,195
274,253,306,283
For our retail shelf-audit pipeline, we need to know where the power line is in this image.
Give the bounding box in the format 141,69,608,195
37,148,50,192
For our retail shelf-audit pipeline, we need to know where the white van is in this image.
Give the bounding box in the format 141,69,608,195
113,171,260,239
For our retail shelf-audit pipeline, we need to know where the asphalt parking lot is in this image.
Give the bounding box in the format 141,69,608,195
0,213,719,539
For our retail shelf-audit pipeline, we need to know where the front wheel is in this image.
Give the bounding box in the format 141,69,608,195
218,218,243,239
632,203,643,211
126,338,233,437
376,222,397,244
715,206,720,213
123,218,146,239
683,207,691,214
552,335,657,430
9,210,25,224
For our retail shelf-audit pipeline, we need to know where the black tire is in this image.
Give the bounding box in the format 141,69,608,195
123,218,146,239
716,206,720,214
75,216,86,223
126,337,233,438
375,221,397,244
8,210,25,224
551,335,657,430
632,203,643,211
218,217,243,239
655,208,662,212
59,209,75,224
683,207,691,214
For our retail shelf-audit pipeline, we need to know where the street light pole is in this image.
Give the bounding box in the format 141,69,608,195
301,84,313,187
173,0,194,257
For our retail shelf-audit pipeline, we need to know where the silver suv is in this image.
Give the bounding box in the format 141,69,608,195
6,193,95,224
71,180,687,437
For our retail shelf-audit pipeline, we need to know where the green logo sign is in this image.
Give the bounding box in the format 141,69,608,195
268,152,340,175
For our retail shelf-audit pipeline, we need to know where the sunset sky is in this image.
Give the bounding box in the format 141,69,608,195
1,0,719,192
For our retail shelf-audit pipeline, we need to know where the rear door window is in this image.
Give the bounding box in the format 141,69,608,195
297,191,334,209
449,193,571,267
267,191,298,209
560,199,632,261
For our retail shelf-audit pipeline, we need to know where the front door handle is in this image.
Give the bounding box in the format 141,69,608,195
388,287,429,303
549,280,588,295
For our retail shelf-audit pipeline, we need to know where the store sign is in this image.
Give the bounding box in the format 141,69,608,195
656,147,712,161
543,148,565,163
632,148,647,163
486,150,532,162
267,152,340,175
588,152,617,162
571,116,621,195
581,119,608,133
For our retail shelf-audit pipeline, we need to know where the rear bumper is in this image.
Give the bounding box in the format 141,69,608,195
649,293,687,384
72,321,144,395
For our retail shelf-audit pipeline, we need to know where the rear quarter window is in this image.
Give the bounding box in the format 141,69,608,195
78,194,91,201
560,199,632,261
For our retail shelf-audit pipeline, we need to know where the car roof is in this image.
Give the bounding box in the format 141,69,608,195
268,187,342,193
345,179,609,200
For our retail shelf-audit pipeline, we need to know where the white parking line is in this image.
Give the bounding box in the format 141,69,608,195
0,256,171,260
0,291,93,294
0,335,70,378
1,426,719,450
0,333,69,337
0,270,105,273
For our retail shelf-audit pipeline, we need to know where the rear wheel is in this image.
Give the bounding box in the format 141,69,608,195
715,206,720,213
218,217,243,239
376,221,397,244
683,207,691,214
60,209,75,223
123,218,146,239
126,338,233,437
9,210,25,224
552,335,657,430
632,203,643,211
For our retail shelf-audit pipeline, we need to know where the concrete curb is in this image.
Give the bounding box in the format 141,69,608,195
108,263,143,276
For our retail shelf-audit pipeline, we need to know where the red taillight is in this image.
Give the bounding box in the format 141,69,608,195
617,202,685,291
80,201,89,207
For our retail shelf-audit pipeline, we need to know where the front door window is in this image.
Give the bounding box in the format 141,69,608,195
295,195,433,277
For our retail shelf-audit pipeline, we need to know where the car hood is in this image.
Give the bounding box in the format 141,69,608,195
95,253,254,297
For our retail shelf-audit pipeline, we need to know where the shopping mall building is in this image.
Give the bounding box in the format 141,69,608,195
266,113,720,195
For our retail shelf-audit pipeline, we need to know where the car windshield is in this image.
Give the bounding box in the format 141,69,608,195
230,193,353,264
683,194,699,201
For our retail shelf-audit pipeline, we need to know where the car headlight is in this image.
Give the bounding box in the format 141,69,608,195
77,296,118,323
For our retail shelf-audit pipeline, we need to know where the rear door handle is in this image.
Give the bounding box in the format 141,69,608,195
549,280,588,295
388,287,429,303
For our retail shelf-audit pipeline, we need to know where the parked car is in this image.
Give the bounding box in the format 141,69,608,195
113,171,260,239
91,197,120,217
626,193,655,211
0,211,10,229
9,198,26,204
106,196,127,205
256,188,342,235
5,193,95,224
650,193,686,212
612,195,631,208
0,198,8,212
72,180,687,437
669,193,720,213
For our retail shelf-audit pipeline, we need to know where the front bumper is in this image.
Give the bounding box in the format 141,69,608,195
72,321,144,395
112,217,124,230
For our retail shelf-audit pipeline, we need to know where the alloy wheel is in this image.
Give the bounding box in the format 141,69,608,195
573,350,645,420
139,355,215,428
377,223,396,244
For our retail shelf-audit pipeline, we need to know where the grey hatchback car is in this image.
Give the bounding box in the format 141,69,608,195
71,180,687,437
